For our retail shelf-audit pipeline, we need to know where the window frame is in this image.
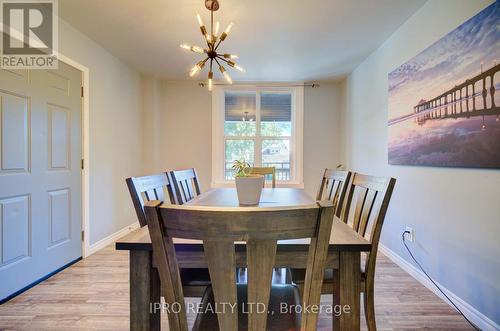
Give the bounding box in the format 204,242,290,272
212,84,304,188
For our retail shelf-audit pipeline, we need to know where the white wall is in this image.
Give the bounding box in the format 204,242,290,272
59,19,143,245
141,79,213,190
141,76,163,174
340,0,500,326
303,83,343,197
142,79,343,197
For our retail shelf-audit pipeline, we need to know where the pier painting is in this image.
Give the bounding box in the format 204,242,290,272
388,2,500,169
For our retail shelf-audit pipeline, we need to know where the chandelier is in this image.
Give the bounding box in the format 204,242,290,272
180,0,244,91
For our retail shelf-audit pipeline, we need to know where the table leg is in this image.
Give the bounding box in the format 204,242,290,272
130,250,161,331
338,251,361,331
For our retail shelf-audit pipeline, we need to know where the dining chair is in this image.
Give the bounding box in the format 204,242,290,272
316,168,352,218
126,173,177,227
246,166,276,188
246,166,284,277
170,168,247,283
126,173,210,297
170,168,202,204
292,173,396,331
289,169,352,282
144,200,335,331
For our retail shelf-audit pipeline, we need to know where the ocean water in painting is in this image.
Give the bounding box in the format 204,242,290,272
388,2,500,168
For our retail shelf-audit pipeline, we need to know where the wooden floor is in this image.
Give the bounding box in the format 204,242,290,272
0,244,473,330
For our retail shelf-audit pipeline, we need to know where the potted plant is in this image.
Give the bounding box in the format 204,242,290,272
232,159,264,206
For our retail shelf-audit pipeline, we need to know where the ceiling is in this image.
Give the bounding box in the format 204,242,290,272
59,0,426,82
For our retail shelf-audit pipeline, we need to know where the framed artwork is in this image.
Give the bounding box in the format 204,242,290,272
388,2,500,168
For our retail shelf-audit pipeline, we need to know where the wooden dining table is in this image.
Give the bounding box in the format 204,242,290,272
116,188,371,331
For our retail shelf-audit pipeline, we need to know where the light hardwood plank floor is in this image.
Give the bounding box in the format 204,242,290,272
0,245,473,330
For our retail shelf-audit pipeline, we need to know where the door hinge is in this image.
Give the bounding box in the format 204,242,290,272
81,158,84,170
81,86,84,98
81,230,85,242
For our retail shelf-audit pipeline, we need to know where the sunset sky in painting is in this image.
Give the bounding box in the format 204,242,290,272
388,2,500,168
388,1,499,121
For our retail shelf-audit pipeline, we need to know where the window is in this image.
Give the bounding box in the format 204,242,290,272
212,85,304,187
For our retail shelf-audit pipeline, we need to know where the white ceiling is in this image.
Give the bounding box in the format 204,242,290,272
59,0,426,82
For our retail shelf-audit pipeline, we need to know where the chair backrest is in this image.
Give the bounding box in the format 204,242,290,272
342,173,396,279
170,168,202,204
246,166,276,188
126,173,177,227
144,201,335,331
316,169,352,218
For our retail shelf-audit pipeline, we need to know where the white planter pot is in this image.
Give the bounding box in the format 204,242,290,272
235,175,264,206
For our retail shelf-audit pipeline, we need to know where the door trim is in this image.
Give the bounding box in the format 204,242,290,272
54,51,91,258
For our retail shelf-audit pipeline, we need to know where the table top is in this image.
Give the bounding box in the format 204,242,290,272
175,188,318,211
116,188,370,252
116,218,372,252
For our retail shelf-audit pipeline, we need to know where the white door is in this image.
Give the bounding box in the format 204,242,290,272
0,62,82,301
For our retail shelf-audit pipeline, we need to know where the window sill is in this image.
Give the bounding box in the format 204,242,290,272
211,181,304,189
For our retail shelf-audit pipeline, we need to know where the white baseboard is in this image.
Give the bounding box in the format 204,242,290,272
379,243,500,331
87,222,141,256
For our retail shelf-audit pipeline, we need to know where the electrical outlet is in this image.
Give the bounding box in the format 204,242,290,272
405,226,415,242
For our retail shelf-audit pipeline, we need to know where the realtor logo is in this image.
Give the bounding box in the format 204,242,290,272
1,0,58,68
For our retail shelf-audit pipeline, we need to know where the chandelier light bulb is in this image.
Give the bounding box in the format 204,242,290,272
223,72,232,84
215,21,220,36
227,61,245,73
189,66,201,77
234,65,245,72
219,65,232,84
208,71,214,91
223,54,238,59
225,22,233,35
189,60,206,77
180,44,205,54
197,13,208,39
220,23,233,41
192,46,205,53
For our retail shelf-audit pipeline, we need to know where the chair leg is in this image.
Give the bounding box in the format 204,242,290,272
285,268,292,284
298,283,304,298
332,269,340,331
272,268,294,284
363,289,377,331
236,268,246,283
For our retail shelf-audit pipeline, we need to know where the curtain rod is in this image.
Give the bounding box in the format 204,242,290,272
198,82,320,88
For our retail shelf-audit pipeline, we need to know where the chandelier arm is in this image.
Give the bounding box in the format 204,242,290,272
214,39,224,52
216,55,231,64
201,31,211,50
214,58,222,72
